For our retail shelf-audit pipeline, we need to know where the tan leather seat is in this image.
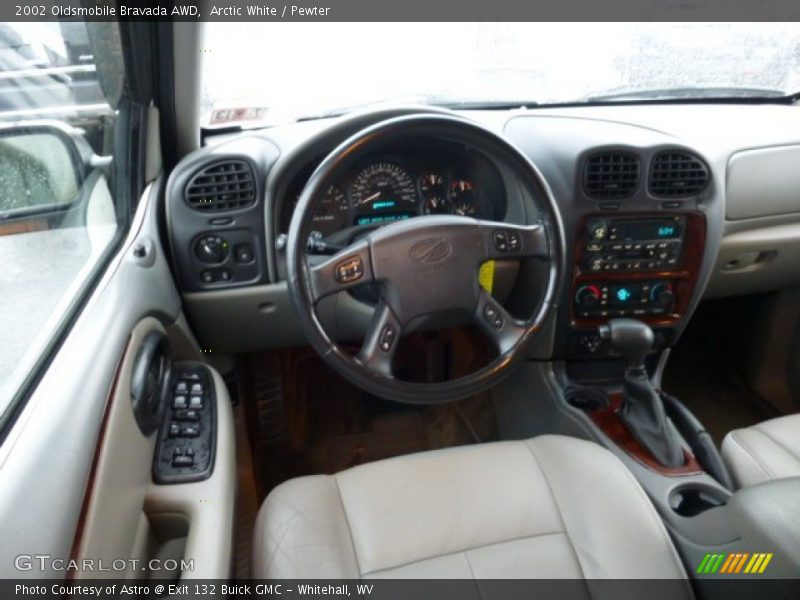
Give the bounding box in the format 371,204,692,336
722,414,800,487
253,435,691,585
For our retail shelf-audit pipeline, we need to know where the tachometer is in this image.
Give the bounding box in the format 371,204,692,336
351,162,417,211
302,184,349,234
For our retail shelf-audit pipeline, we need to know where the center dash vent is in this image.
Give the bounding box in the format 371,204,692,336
649,151,709,197
584,152,640,199
184,159,256,211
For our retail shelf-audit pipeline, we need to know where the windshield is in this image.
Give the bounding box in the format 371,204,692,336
202,22,800,127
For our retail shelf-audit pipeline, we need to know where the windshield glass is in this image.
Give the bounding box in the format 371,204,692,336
202,22,800,127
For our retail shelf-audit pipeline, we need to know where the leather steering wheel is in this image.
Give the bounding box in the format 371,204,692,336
286,114,564,404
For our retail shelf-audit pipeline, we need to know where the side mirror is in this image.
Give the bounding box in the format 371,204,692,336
0,121,111,218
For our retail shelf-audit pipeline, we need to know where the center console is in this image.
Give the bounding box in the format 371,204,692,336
568,212,706,359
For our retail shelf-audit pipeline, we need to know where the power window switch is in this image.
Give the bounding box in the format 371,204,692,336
175,381,188,395
189,395,203,409
173,395,188,409
168,423,181,438
172,455,194,468
180,424,200,437
175,409,200,422
190,382,204,395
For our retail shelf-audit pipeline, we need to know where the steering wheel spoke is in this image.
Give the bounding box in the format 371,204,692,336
356,299,402,377
474,288,527,355
479,220,549,261
307,238,374,302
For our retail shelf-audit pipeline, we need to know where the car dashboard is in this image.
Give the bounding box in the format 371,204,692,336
164,103,800,364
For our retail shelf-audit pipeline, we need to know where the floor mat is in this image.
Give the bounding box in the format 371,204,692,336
241,338,498,500
662,320,776,446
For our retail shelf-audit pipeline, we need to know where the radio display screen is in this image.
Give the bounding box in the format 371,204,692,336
613,220,683,240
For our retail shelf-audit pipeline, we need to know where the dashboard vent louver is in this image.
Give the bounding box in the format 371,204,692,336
649,151,709,197
583,152,640,199
185,159,256,211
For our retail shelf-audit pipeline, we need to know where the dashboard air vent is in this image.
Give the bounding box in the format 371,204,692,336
584,152,640,199
185,159,256,211
649,151,709,197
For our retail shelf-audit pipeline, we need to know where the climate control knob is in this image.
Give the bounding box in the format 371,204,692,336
650,282,674,307
575,284,601,309
194,234,229,264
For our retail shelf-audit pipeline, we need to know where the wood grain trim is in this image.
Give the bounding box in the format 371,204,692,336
588,393,703,476
571,212,707,328
0,218,49,237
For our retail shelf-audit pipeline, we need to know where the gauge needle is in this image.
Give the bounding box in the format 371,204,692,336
360,191,381,205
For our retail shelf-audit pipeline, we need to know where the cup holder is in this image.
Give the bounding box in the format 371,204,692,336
669,483,729,517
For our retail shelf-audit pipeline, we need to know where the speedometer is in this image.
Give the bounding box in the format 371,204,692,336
350,162,417,211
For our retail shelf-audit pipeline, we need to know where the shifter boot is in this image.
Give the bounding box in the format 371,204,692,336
620,367,685,468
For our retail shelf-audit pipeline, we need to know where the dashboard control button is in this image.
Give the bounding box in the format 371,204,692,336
168,422,181,437
219,269,231,281
234,244,254,263
651,282,675,307
575,285,601,309
195,235,229,264
201,270,215,283
334,256,364,283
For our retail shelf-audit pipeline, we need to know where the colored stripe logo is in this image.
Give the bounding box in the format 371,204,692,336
696,552,773,574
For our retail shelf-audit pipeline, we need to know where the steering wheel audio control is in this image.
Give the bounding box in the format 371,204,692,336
492,229,522,253
379,324,397,351
483,302,505,329
334,256,365,283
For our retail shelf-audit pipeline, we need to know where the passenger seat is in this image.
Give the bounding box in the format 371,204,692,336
722,414,800,487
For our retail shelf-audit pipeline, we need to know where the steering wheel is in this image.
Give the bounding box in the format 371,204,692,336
286,114,564,404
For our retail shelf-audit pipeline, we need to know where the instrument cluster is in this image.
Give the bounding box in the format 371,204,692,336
281,143,505,238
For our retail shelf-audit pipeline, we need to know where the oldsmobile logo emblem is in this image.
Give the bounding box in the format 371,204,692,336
410,238,452,264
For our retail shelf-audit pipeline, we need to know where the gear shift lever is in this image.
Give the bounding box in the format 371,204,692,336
599,319,685,468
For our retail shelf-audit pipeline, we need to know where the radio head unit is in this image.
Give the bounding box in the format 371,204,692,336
583,216,686,273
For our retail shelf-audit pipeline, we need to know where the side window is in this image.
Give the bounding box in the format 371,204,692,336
0,22,125,425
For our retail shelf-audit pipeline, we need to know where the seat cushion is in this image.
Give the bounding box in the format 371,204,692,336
253,435,690,584
722,414,800,488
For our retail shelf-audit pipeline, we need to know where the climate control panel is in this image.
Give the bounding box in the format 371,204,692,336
575,280,675,319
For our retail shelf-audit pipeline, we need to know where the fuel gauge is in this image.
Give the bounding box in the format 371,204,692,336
449,177,478,216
